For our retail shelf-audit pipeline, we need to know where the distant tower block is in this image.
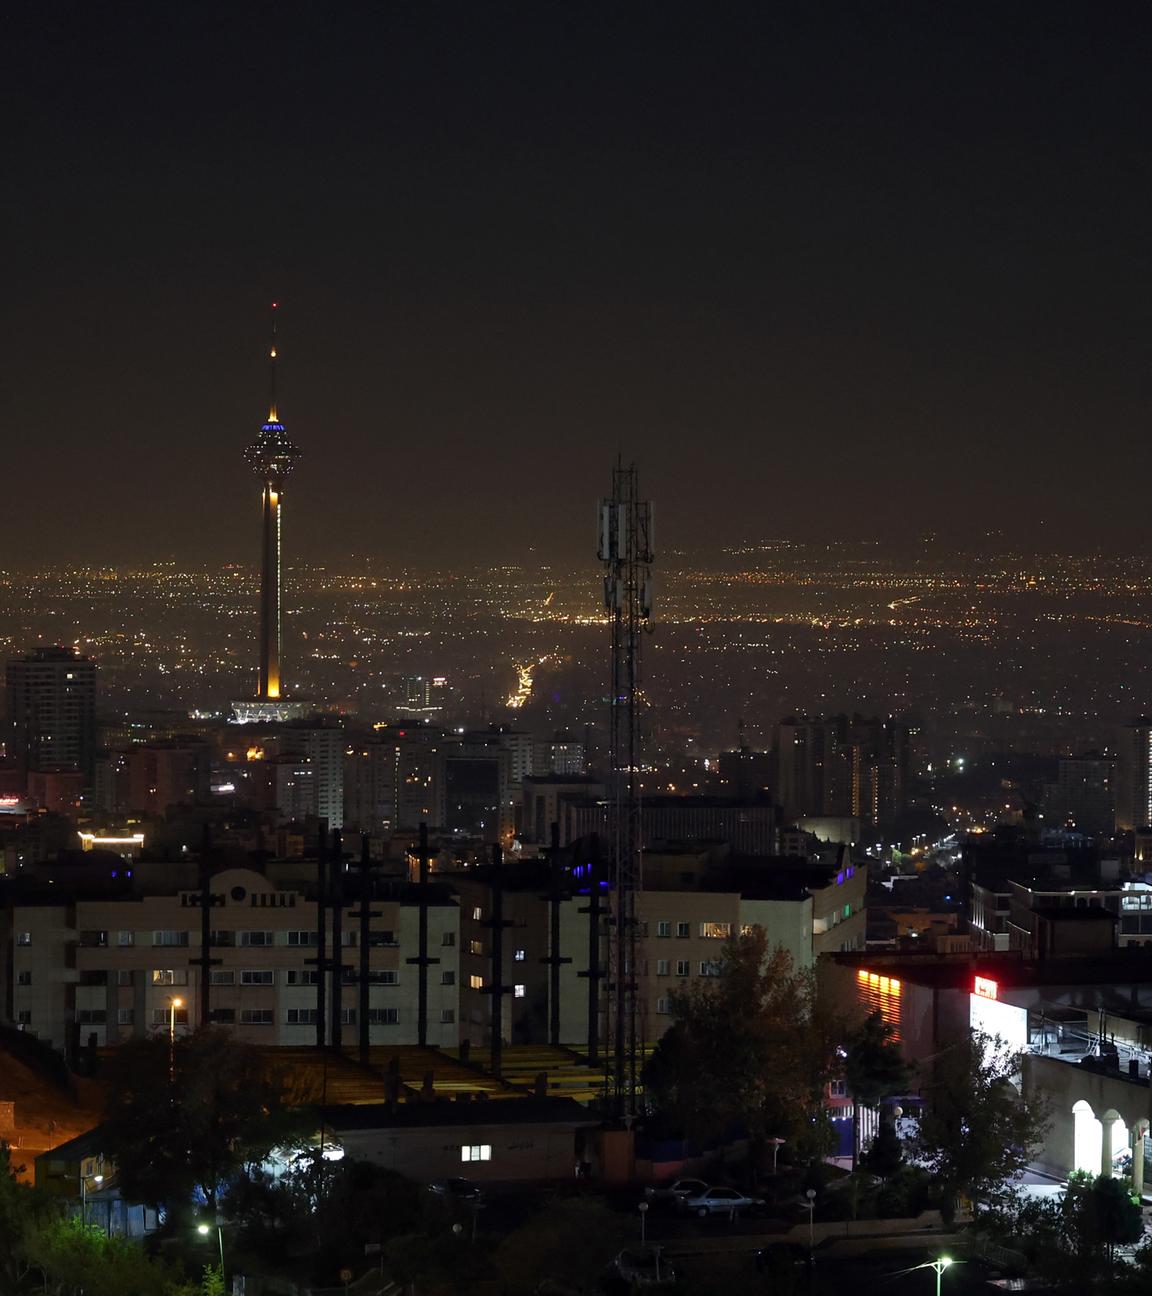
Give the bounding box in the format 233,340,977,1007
244,302,301,705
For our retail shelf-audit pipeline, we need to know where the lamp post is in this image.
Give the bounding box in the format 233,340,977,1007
168,995,183,1081
909,1257,955,1296
768,1137,785,1172
927,1257,953,1296
168,996,183,1045
804,1188,816,1253
197,1219,225,1276
80,1170,102,1225
638,1200,648,1245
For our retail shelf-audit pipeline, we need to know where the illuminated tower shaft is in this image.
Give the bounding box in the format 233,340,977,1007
258,479,284,698
598,460,653,1115
245,303,300,701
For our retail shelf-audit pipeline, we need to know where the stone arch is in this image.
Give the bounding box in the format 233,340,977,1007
1073,1099,1101,1176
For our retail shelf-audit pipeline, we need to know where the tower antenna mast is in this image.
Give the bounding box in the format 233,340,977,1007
598,458,654,1117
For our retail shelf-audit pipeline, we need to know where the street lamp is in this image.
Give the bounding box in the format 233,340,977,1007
197,1219,225,1276
913,1257,954,1296
80,1170,103,1225
638,1200,649,1244
168,996,183,1045
804,1188,816,1253
768,1137,785,1172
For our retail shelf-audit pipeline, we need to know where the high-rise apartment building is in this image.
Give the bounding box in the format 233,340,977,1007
774,714,909,827
5,647,97,785
1117,721,1152,832
1042,754,1116,836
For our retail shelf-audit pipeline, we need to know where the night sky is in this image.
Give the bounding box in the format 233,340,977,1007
3,3,1151,567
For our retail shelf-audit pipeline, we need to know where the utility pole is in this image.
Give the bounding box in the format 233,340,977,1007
482,843,514,1079
307,824,328,1048
578,833,605,1066
405,823,439,1046
539,822,572,1047
352,837,380,1066
329,829,344,1053
191,829,221,1028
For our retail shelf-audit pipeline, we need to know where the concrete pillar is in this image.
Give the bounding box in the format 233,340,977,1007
1133,1128,1146,1197
1101,1114,1119,1178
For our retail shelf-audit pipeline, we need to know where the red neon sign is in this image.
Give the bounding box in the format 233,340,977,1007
974,975,998,1001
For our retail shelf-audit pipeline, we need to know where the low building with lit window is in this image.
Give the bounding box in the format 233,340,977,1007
319,1097,599,1183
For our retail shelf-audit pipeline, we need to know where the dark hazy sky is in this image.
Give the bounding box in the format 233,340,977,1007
3,3,1151,567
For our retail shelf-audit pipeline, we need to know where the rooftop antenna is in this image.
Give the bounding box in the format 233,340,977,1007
267,301,280,422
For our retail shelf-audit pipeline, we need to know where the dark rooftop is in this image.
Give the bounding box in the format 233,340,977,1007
320,1097,597,1131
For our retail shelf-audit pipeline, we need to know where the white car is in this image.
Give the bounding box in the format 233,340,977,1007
680,1186,765,1218
644,1177,710,1203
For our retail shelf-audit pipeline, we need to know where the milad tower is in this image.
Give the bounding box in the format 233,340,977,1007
233,303,305,723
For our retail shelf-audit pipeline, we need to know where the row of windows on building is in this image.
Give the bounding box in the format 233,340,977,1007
654,959,721,977
58,1006,454,1027
21,929,424,950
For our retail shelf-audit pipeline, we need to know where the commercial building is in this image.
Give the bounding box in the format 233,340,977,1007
821,950,1152,1189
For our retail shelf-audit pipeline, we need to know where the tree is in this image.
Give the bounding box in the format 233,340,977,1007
915,1029,1049,1219
984,1173,1143,1291
102,1028,301,1216
643,928,840,1171
0,1142,55,1296
23,1216,190,1296
844,1010,912,1170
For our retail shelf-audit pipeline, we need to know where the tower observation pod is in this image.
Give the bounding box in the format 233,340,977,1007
233,304,305,725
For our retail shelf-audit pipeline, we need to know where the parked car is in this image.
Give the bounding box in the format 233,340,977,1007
680,1186,765,1218
612,1247,677,1287
427,1177,484,1202
643,1177,710,1204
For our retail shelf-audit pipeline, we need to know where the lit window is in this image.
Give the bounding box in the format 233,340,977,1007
151,970,188,986
514,985,525,999
469,940,484,956
461,1145,491,1162
472,907,483,921
514,949,526,962
699,922,732,940
469,974,484,990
